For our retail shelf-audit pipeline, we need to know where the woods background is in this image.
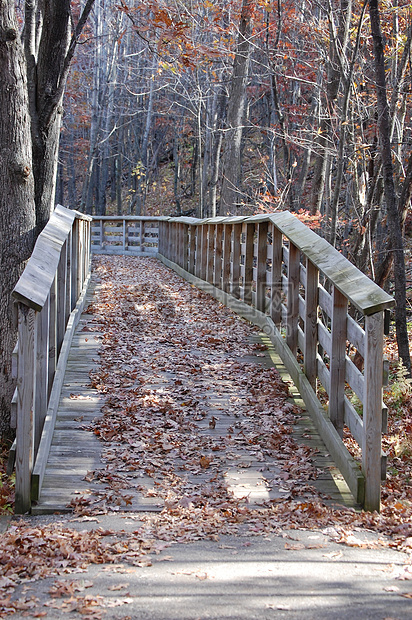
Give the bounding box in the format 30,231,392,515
1,0,412,436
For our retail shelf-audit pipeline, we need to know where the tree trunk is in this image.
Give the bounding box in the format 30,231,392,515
0,1,36,438
310,0,352,216
369,0,411,373
25,0,95,224
219,0,252,214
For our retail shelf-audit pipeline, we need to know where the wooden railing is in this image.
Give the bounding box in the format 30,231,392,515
12,205,92,513
91,216,159,255
157,213,395,512
12,210,394,513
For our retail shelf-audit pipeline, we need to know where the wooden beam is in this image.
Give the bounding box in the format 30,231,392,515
329,287,348,437
231,223,242,299
363,312,384,512
270,226,283,328
242,222,254,305
286,242,300,355
304,259,319,389
256,221,268,313
15,305,35,514
214,224,224,289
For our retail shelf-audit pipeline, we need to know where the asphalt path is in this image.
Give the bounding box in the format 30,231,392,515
4,514,412,620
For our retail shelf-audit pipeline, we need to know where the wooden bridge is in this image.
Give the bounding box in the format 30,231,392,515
11,206,394,514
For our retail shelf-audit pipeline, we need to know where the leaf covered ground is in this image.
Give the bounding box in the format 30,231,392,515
0,255,411,617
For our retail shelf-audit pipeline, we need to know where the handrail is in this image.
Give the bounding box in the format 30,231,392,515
12,210,394,513
12,205,92,513
157,212,395,511
91,216,160,255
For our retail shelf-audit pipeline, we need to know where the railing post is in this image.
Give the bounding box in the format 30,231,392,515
140,220,145,253
214,223,224,289
256,221,268,313
56,241,67,357
176,223,182,266
206,224,214,284
65,230,72,325
329,287,348,437
198,224,208,281
100,219,105,251
164,221,170,259
231,223,241,299
48,276,57,398
270,225,282,328
15,304,35,514
188,225,196,274
222,223,231,293
182,223,189,271
363,311,384,512
77,221,84,296
71,218,79,310
34,297,50,453
242,221,254,305
304,259,319,389
123,219,127,252
286,241,299,355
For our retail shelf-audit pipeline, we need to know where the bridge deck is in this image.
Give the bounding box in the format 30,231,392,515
33,256,357,515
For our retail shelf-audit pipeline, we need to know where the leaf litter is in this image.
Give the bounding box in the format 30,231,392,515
1,255,411,615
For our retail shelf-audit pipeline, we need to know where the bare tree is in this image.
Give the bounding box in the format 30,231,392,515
369,0,411,373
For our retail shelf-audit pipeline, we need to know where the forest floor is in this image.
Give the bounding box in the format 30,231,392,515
0,255,411,618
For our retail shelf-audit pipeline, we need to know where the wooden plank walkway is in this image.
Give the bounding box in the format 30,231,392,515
33,265,357,515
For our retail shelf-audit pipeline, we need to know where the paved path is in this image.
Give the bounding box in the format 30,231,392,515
6,513,412,620
5,257,412,618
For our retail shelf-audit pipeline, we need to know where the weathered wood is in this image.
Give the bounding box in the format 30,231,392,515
214,224,224,289
345,356,364,402
317,356,331,394
31,271,92,501
122,219,127,251
304,259,318,388
48,276,57,398
242,222,254,305
222,224,231,294
12,206,92,513
188,225,196,274
363,312,384,512
56,241,67,357
317,320,331,357
256,222,268,313
270,226,282,327
65,230,72,325
329,287,348,437
347,315,365,358
156,213,393,510
318,285,332,318
34,296,50,452
159,254,365,505
344,397,363,446
286,242,299,355
182,223,189,271
269,211,394,315
15,305,35,514
71,218,79,309
140,220,146,252
231,223,242,299
206,224,215,284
